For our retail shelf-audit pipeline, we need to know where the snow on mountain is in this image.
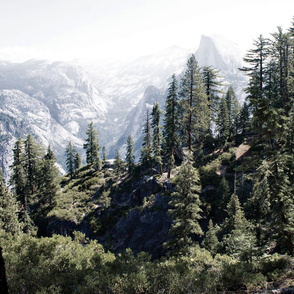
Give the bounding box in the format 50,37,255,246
85,46,194,108
0,60,110,179
0,35,248,177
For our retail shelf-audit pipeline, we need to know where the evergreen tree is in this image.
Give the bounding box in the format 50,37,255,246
222,194,256,261
167,160,203,255
202,220,219,256
217,176,231,220
247,159,272,248
151,102,162,174
10,138,27,210
237,100,251,134
39,146,60,206
74,152,81,171
163,74,179,178
0,168,22,235
24,134,44,196
84,122,100,169
179,55,210,151
216,96,230,144
114,149,124,174
140,110,152,168
102,146,107,163
225,86,240,137
202,66,223,127
126,135,135,173
65,140,76,177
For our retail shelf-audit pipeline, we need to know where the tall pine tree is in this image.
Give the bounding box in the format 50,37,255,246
163,74,179,178
84,122,100,169
167,159,203,256
151,102,162,174
126,135,135,173
179,54,210,151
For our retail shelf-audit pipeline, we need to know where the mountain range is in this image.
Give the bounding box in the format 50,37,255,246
0,35,247,179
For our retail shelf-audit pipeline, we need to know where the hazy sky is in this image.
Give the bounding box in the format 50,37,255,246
0,0,294,62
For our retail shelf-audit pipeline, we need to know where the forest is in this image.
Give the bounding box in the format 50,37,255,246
1,19,294,294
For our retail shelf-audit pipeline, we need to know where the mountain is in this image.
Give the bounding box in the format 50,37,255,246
107,36,247,157
195,35,247,101
0,36,248,178
0,60,110,179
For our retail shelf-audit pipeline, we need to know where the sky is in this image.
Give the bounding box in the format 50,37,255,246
0,0,294,62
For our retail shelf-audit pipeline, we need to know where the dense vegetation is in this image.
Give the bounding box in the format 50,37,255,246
1,19,294,293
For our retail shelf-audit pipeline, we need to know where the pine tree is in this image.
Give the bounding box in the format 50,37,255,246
0,168,22,235
10,138,27,210
126,135,135,173
202,66,223,128
216,96,230,144
24,134,44,196
114,149,124,174
202,220,219,256
225,86,240,137
84,122,100,169
270,152,294,254
39,146,60,206
222,194,256,261
167,160,203,256
237,100,251,134
179,55,210,151
163,74,179,178
74,152,81,171
140,110,152,168
102,146,107,163
65,140,76,177
151,102,162,174
247,159,272,248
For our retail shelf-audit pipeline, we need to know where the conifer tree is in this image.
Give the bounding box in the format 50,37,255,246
222,194,256,261
216,96,230,144
151,102,162,174
84,122,100,169
24,134,44,196
114,149,124,174
102,146,107,163
238,100,251,134
140,110,152,168
167,160,203,255
202,220,219,256
74,152,81,171
202,66,223,127
180,55,210,151
39,146,60,206
126,135,135,173
65,140,76,177
225,86,240,137
247,159,272,248
163,74,179,178
0,168,22,235
10,138,27,210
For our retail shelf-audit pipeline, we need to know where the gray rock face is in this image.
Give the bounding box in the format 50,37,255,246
0,60,109,179
0,36,247,178
195,35,248,101
102,176,172,258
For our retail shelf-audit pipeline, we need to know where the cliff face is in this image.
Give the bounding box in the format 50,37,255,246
46,168,173,258
195,35,247,101
0,60,109,179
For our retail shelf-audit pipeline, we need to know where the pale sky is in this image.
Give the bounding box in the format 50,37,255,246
0,0,294,62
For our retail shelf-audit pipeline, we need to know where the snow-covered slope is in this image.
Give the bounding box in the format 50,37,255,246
0,36,248,176
0,60,110,179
